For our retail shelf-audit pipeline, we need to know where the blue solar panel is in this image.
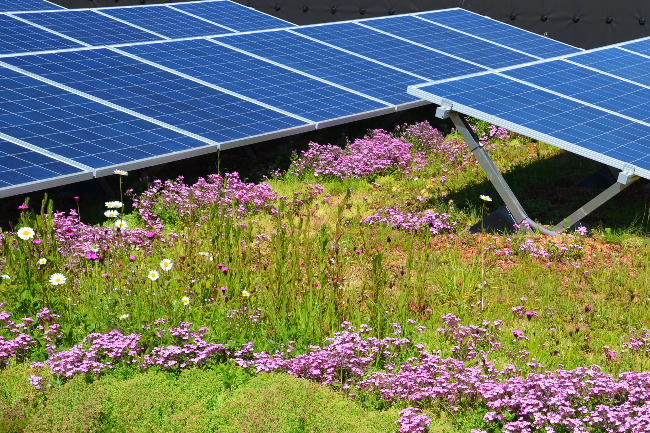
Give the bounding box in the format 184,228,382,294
568,47,650,88
410,74,650,178
419,9,581,58
100,5,233,39
293,22,487,80
502,60,650,122
0,0,61,12
15,9,163,46
215,30,421,105
118,39,388,122
170,0,295,32
0,64,210,169
619,38,650,57
0,15,82,54
362,15,537,69
0,140,87,190
2,49,307,142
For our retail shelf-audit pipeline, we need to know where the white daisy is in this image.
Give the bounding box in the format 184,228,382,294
147,270,159,281
89,244,100,253
242,290,250,298
181,296,190,306
114,169,128,176
114,219,128,229
17,227,35,241
49,273,67,286
159,259,173,271
480,195,493,202
38,258,47,265
105,201,123,209
119,314,129,320
0,274,10,280
104,210,119,218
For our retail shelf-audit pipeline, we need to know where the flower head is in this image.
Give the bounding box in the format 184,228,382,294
159,259,173,271
38,258,47,265
148,270,159,281
89,244,100,253
0,274,10,280
181,296,190,306
114,219,128,229
106,201,123,209
114,169,128,176
49,273,67,286
119,314,129,320
17,227,35,240
480,195,492,202
242,290,250,298
18,204,29,210
104,210,119,218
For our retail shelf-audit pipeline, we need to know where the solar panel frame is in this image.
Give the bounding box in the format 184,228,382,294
0,14,83,55
0,0,62,12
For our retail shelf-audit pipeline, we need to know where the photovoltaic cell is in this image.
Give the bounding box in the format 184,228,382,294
100,5,233,39
215,31,422,105
502,60,650,123
419,9,581,58
119,39,387,122
0,64,210,169
362,15,537,69
0,14,82,55
0,0,61,12
14,10,163,46
409,74,650,178
293,22,487,80
618,38,650,57
0,140,86,190
170,0,295,32
2,49,307,142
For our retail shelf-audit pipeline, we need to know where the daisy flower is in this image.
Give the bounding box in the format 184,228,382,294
119,314,129,320
17,227,35,241
147,270,159,281
89,244,100,253
480,195,492,202
114,169,128,176
49,273,67,286
115,219,128,229
104,210,119,218
242,290,250,298
159,259,173,271
0,274,10,280
38,258,47,265
105,201,123,209
181,296,190,306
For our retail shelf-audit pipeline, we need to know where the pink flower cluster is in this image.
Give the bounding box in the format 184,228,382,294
288,130,425,179
361,205,457,235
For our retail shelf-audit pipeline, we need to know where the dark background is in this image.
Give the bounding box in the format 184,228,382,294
50,0,650,49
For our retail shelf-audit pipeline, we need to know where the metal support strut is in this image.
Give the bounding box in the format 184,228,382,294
436,108,638,235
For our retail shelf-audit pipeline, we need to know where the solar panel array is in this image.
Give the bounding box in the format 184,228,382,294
409,41,650,180
0,1,582,197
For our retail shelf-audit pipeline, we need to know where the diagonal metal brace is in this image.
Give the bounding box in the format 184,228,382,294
552,168,639,231
444,110,558,236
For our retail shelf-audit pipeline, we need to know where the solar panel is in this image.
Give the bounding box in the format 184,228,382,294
13,9,163,46
0,14,82,55
0,0,62,12
618,38,650,57
1,48,308,142
418,9,581,59
170,0,295,32
0,63,212,172
118,39,388,122
292,22,487,81
409,73,650,179
0,139,91,196
362,15,538,69
99,5,234,39
214,30,422,105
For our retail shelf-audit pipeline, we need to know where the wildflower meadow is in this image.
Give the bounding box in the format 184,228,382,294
0,119,649,432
